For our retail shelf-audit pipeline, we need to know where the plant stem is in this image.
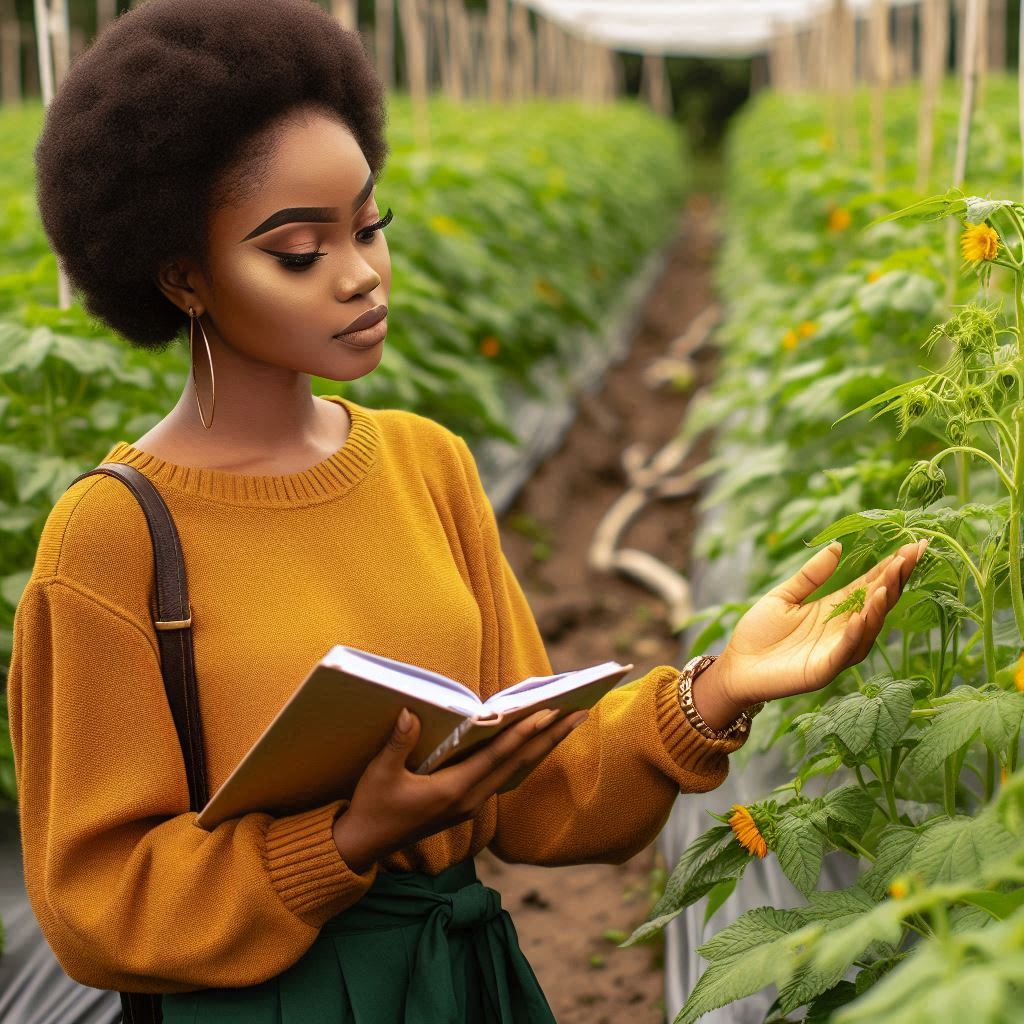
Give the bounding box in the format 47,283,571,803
840,833,876,863
985,749,996,801
980,581,997,685
943,756,958,816
1007,273,1024,637
930,445,1015,492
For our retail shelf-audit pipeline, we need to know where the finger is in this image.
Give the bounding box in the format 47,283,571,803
853,585,888,662
773,542,843,604
434,707,565,791
376,708,423,772
467,711,588,802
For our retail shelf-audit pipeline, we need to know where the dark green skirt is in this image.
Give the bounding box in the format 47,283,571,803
160,857,555,1023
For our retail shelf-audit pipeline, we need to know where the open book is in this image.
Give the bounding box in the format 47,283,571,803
195,645,633,829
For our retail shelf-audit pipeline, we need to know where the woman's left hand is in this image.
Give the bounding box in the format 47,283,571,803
710,538,928,715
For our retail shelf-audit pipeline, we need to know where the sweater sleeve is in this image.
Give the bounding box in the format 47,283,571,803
7,576,378,994
448,436,748,866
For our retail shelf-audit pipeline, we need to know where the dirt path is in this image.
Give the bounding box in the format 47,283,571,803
474,198,720,1023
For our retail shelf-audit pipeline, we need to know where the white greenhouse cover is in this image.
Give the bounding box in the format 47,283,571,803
516,0,923,56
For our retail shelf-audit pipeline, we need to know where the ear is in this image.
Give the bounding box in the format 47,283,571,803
155,258,205,317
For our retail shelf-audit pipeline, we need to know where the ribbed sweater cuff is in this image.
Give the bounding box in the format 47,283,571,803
654,669,748,790
264,799,378,928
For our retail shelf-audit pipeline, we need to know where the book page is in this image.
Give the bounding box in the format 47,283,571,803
322,646,483,715
481,660,630,715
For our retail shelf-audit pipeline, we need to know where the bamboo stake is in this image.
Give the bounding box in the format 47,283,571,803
870,0,892,189
330,0,357,31
96,0,115,33
947,0,981,304
398,0,430,147
976,0,988,105
641,52,671,116
375,0,395,90
509,1,531,101
1,2,20,105
486,0,507,102
894,1,914,81
468,10,487,98
917,0,947,193
442,0,465,102
988,0,1006,71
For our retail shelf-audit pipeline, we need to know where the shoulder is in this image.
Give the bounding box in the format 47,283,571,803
29,470,154,619
368,405,485,519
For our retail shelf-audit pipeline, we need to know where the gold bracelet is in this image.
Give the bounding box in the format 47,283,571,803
676,655,763,741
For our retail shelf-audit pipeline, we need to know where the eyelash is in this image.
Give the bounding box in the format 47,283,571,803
270,207,394,270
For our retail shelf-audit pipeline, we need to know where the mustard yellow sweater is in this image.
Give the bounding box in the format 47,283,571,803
8,394,745,994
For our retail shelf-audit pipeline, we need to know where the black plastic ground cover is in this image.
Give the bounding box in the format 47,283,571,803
0,238,674,1024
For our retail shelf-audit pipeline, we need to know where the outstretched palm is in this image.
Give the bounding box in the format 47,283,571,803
717,538,928,708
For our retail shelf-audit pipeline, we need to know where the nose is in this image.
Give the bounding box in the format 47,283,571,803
333,249,382,302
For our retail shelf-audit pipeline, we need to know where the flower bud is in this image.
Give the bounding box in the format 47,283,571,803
946,416,971,445
897,460,946,508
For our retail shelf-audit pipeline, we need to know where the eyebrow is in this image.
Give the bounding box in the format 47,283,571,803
239,172,376,241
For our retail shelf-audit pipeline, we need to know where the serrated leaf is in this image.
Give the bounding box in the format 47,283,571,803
676,910,805,1024
773,812,825,896
909,813,1017,885
799,678,915,758
861,825,921,900
808,508,904,546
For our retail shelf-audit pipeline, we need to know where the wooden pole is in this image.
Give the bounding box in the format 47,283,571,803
917,0,948,193
988,0,1006,71
509,1,532,100
486,0,508,102
375,0,395,90
641,51,671,116
398,0,430,146
1,2,20,105
331,0,357,30
893,2,914,81
96,0,115,33
976,0,989,104
870,0,892,188
948,0,981,303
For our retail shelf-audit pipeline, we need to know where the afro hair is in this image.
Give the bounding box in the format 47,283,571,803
34,0,389,351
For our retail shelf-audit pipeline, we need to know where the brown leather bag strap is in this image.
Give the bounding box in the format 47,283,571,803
68,462,211,1024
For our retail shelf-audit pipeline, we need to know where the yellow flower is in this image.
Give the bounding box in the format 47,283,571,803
820,133,834,151
729,804,768,858
767,532,779,546
868,269,884,283
828,207,852,233
534,278,563,306
1001,764,1009,786
798,320,818,338
888,878,910,899
1014,652,1024,693
429,214,465,238
960,222,999,262
782,329,799,351
479,335,501,358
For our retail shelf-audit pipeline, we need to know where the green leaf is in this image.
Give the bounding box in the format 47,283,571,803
867,189,967,226
797,677,915,759
773,811,825,896
703,877,738,925
807,509,904,546
625,825,750,945
674,908,805,1024
861,825,921,900
909,813,1017,886
833,374,935,427
906,691,1024,775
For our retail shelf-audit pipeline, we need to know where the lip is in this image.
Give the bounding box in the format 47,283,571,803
335,305,387,336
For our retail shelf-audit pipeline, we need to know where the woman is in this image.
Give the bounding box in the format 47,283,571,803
9,0,924,1020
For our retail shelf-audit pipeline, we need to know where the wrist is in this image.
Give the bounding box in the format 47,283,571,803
689,658,748,732
332,808,380,875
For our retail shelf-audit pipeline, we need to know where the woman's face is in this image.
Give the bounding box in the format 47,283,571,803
171,107,392,382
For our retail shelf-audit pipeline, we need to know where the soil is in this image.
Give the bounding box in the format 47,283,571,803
474,196,721,1024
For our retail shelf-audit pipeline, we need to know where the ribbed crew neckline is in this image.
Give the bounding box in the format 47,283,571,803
100,394,380,507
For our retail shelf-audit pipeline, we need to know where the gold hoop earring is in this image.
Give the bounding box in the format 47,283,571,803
188,306,216,430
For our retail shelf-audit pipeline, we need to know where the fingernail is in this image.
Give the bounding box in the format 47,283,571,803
571,713,589,731
398,708,412,733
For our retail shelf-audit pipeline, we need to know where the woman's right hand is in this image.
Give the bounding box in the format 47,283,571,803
332,706,588,874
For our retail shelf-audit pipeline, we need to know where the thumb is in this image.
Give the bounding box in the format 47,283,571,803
382,707,421,768
772,542,843,605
